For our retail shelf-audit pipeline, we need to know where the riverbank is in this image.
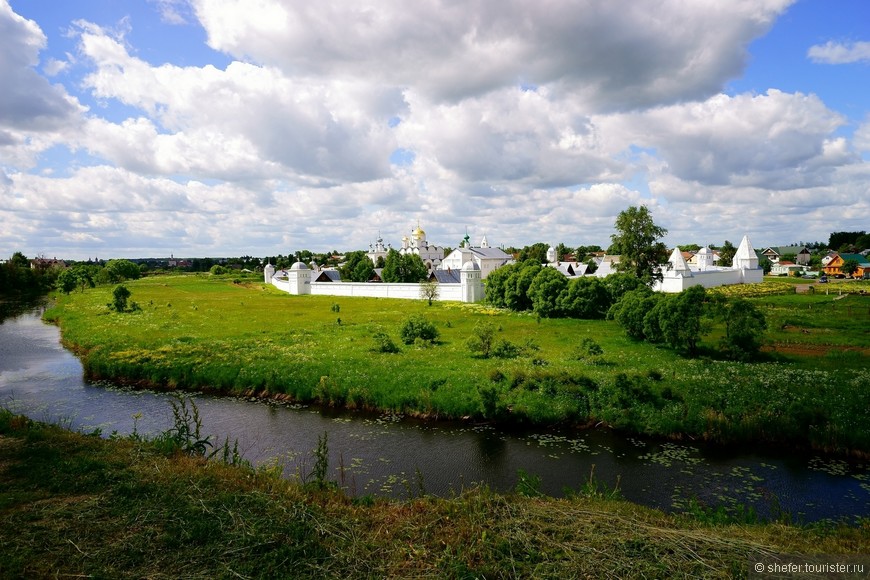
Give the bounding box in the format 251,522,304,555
2,410,867,578
44,275,870,454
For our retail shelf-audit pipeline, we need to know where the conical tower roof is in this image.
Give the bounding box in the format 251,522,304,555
732,235,759,268
667,247,691,272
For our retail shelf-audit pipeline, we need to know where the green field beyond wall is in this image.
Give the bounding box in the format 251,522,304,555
45,275,870,453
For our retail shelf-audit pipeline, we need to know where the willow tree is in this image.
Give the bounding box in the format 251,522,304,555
610,206,668,286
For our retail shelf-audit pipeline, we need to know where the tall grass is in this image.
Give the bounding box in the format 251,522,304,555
44,275,870,453
2,410,869,578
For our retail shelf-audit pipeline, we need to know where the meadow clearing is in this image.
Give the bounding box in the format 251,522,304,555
45,274,870,453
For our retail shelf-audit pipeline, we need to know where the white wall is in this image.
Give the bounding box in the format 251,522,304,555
309,282,463,301
655,268,763,293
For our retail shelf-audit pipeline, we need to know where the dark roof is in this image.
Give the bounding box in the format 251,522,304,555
430,270,460,283
313,270,341,282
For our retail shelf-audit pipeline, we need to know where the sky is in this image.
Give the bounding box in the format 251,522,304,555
1,0,869,260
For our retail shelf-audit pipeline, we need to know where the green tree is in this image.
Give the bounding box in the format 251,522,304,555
558,276,611,319
483,262,520,308
56,266,95,294
10,251,29,268
709,295,767,361
842,258,860,277
610,206,668,285
110,284,131,312
340,250,373,282
209,264,228,275
603,272,648,304
105,259,141,282
420,281,439,306
717,240,737,267
655,285,707,355
504,261,541,311
518,243,549,264
466,320,496,358
610,288,660,340
528,267,568,317
382,250,428,283
574,245,602,263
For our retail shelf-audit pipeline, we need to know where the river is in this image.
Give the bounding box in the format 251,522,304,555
1,301,868,523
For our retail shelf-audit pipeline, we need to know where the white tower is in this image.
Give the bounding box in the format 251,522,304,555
460,260,483,303
264,263,275,284
287,261,311,295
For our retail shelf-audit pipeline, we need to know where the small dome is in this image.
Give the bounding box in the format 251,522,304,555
290,261,309,270
461,260,480,271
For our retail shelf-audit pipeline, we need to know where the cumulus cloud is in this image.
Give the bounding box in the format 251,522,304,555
808,40,870,64
5,0,870,258
0,1,82,132
74,21,398,183
597,90,850,191
192,0,794,110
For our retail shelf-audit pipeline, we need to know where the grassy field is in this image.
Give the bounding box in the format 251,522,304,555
44,274,870,453
2,410,868,578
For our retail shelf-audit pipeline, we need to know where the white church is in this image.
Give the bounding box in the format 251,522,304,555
367,223,446,273
439,232,513,279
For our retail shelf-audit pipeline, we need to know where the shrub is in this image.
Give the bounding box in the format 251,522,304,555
372,331,399,353
109,284,132,312
466,320,495,358
399,315,440,345
492,338,521,359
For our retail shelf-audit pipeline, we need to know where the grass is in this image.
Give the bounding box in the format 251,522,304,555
2,409,869,578
43,274,870,453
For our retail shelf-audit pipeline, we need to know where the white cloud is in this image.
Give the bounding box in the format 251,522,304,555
74,22,398,183
597,90,850,191
808,40,870,64
192,0,794,110
0,1,83,132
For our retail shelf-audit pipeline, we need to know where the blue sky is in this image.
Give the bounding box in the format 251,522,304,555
2,0,869,260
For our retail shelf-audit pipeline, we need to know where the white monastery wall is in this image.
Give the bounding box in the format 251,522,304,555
310,281,463,302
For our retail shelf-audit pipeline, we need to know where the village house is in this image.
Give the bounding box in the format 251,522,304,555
760,245,811,265
822,253,870,278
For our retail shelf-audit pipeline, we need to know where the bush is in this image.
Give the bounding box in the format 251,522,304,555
372,331,399,353
109,285,132,312
399,315,440,345
492,338,521,359
466,320,495,358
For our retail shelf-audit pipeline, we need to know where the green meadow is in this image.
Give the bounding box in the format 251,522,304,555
45,275,870,453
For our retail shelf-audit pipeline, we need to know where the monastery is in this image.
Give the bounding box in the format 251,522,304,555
266,224,763,302
653,235,763,293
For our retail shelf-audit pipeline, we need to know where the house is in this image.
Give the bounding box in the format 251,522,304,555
770,261,803,276
30,257,66,270
439,233,512,279
760,245,811,265
546,261,588,278
823,253,870,278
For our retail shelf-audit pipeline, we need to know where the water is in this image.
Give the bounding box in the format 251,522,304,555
2,301,869,523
